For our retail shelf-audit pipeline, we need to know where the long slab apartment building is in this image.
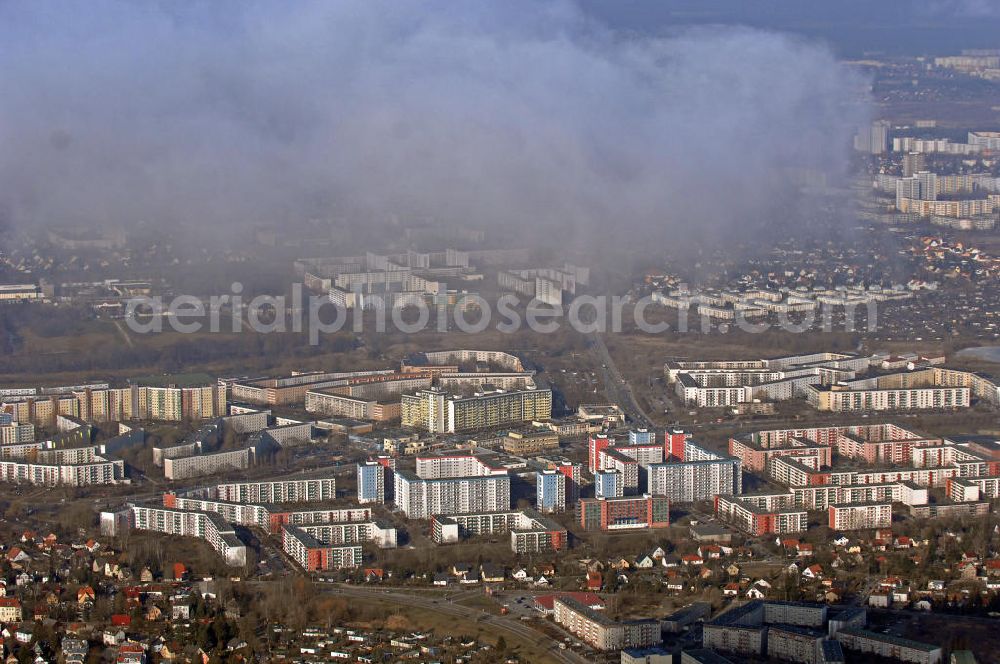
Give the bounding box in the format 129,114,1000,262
281,525,364,571
1,381,225,425
105,475,393,570
0,454,125,487
666,352,873,408
715,494,809,536
553,596,659,651
299,250,470,311
733,423,998,490
401,349,526,373
163,477,392,539
394,452,511,519
306,374,540,424
281,515,400,571
431,508,568,553
715,492,894,535
171,476,337,503
231,369,408,407
807,367,999,412
401,387,551,433
0,423,141,486
168,493,385,538
301,350,537,422
729,423,937,472
164,447,253,480
113,504,249,567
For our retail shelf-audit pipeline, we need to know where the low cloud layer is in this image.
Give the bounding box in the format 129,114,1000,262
0,1,868,252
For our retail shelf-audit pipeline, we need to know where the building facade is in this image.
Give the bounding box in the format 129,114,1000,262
536,470,567,513
576,495,669,530
401,388,552,433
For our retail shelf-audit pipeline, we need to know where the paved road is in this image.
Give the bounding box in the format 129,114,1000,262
112,320,135,348
318,585,590,664
587,332,655,428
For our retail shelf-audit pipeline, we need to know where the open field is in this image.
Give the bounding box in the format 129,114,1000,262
316,586,577,664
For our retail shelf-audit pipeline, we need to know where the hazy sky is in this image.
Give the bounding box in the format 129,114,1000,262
578,0,1000,54
0,1,869,252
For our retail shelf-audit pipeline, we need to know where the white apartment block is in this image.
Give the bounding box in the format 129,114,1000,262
221,409,270,434
536,470,567,513
212,478,336,503
281,526,364,571
167,493,373,534
498,266,585,306
840,482,927,506
170,496,269,529
969,130,1000,150
835,628,942,664
648,459,742,503
415,453,507,479
260,507,375,536
437,372,537,392
612,443,665,467
553,597,659,652
769,456,821,487
893,136,981,155
35,446,104,465
415,349,525,371
394,471,511,519
715,495,808,536
897,196,998,218
667,353,871,408
948,476,1000,502
594,470,624,498
297,521,397,549
164,447,252,480
152,441,201,467
792,483,926,510
738,491,796,511
828,503,892,530
306,391,381,419
647,441,742,503
0,441,44,460
128,505,247,567
791,485,843,510
357,461,387,504
828,466,962,489
0,456,125,486
808,384,970,412
260,422,313,447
